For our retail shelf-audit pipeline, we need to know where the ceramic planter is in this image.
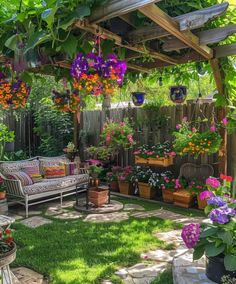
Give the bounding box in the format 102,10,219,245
138,182,155,199
88,187,109,207
0,242,16,267
173,189,194,208
0,192,6,200
206,255,236,283
132,92,145,106
162,189,174,203
197,195,207,210
170,86,187,103
109,181,119,192
118,181,133,195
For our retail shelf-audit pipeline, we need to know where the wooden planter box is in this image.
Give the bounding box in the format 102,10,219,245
109,181,119,192
173,189,194,208
135,156,148,164
118,181,133,195
197,195,208,210
138,182,155,199
148,157,173,167
162,189,174,203
88,187,109,207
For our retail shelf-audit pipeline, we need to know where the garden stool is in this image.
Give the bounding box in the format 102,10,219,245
0,215,15,284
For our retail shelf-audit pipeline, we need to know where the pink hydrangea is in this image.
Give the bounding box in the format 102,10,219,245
210,125,216,132
206,177,221,189
199,190,214,201
181,223,201,249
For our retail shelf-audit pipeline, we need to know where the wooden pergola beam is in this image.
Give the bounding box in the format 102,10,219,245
75,21,178,65
215,43,236,58
119,14,136,28
163,25,236,52
139,4,213,60
89,0,161,24
126,2,229,44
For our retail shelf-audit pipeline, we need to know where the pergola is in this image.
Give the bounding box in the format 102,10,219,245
1,0,235,173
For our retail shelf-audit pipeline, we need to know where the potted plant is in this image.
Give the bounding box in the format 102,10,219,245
173,117,222,159
106,166,122,192
118,166,133,195
63,142,78,162
0,228,16,267
134,166,155,199
88,185,109,207
160,172,182,203
188,180,207,209
0,123,15,161
181,182,236,283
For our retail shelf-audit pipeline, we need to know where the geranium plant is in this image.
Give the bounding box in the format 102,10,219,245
181,175,236,272
106,166,122,182
0,228,14,254
173,117,222,159
160,175,187,192
118,166,133,182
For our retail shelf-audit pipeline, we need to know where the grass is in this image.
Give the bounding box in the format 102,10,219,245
11,197,201,284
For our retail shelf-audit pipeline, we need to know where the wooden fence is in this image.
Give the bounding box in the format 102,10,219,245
80,103,236,177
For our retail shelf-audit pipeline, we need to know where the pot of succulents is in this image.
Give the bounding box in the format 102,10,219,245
173,117,222,159
63,142,78,162
135,167,155,199
181,184,236,283
118,166,134,195
0,228,16,267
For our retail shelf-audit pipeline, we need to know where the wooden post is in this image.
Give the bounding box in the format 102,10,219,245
73,111,79,149
210,58,227,174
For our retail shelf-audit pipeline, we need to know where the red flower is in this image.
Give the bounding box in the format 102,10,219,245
5,237,13,244
226,176,233,182
5,228,11,235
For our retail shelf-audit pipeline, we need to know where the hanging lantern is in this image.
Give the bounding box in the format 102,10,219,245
132,92,145,106
170,86,187,104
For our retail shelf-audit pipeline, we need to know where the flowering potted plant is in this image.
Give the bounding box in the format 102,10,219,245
173,117,222,159
86,146,114,162
118,166,134,195
52,89,80,113
63,142,78,162
106,166,122,192
0,228,16,266
188,180,206,209
134,141,175,166
181,191,236,283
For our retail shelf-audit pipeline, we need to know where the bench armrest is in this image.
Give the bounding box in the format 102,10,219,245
2,177,25,197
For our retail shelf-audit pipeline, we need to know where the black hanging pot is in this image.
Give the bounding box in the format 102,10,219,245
170,86,187,103
132,92,145,106
206,255,236,283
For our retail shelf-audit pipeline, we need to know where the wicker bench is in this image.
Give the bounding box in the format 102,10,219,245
0,156,89,217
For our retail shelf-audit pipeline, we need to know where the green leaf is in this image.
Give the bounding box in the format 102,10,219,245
224,255,236,272
61,34,78,59
76,5,91,19
25,31,51,53
41,8,57,27
200,227,218,238
214,93,228,107
101,40,114,57
205,243,225,257
5,34,18,50
20,72,32,85
218,231,233,246
193,245,205,260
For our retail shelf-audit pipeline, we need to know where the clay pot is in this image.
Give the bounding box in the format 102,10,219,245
88,188,109,207
162,189,174,203
0,192,6,200
118,181,133,195
109,181,119,192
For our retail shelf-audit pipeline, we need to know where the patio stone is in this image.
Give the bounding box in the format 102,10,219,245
12,267,46,284
141,249,176,263
7,213,23,221
155,230,183,246
84,212,129,223
53,211,83,219
20,216,52,228
123,204,145,211
45,206,69,216
74,199,123,213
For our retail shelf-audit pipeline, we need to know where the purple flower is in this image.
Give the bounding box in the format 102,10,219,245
207,196,227,207
209,207,236,224
181,223,201,249
199,190,214,201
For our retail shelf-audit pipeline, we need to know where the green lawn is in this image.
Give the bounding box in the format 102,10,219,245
11,197,194,284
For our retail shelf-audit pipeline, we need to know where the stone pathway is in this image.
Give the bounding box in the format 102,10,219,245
20,216,52,228
12,267,47,284
123,204,145,211
74,200,123,213
84,212,129,223
53,211,83,219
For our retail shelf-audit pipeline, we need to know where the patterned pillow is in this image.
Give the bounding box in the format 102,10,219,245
44,165,66,179
61,162,77,176
8,171,33,186
21,166,43,183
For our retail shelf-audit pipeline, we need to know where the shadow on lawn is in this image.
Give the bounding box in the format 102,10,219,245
12,217,179,284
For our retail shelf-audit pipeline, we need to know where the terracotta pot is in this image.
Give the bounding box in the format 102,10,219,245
138,182,155,199
197,195,207,210
162,189,174,203
109,181,119,192
173,189,194,208
0,192,6,200
118,181,133,195
88,188,109,207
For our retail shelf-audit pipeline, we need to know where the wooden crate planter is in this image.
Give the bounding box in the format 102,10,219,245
173,189,194,208
138,182,155,199
197,195,208,210
109,181,119,192
162,189,174,203
148,157,173,167
135,156,148,164
88,187,109,207
118,181,133,195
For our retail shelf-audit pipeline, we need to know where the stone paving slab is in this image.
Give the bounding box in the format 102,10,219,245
20,216,52,228
141,249,176,263
123,204,145,211
83,212,129,223
154,230,183,246
74,200,123,214
53,211,83,219
131,209,205,225
45,206,69,216
12,267,47,284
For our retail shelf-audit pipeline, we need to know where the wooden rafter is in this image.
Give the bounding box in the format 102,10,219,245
139,4,213,60
89,0,161,24
215,43,236,58
126,2,229,44
163,25,236,52
75,21,178,65
119,14,136,28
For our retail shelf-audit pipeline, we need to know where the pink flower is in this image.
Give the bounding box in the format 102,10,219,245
120,122,125,126
106,135,111,144
206,177,221,189
176,124,181,130
222,117,228,126
133,151,141,155
127,134,134,143
169,151,176,157
182,116,188,122
162,186,166,190
192,127,197,133
199,190,214,201
210,125,216,132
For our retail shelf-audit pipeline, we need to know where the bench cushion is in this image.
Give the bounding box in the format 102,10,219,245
0,160,39,175
23,174,89,195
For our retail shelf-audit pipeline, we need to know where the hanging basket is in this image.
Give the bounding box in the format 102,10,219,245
170,86,187,104
132,92,145,106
